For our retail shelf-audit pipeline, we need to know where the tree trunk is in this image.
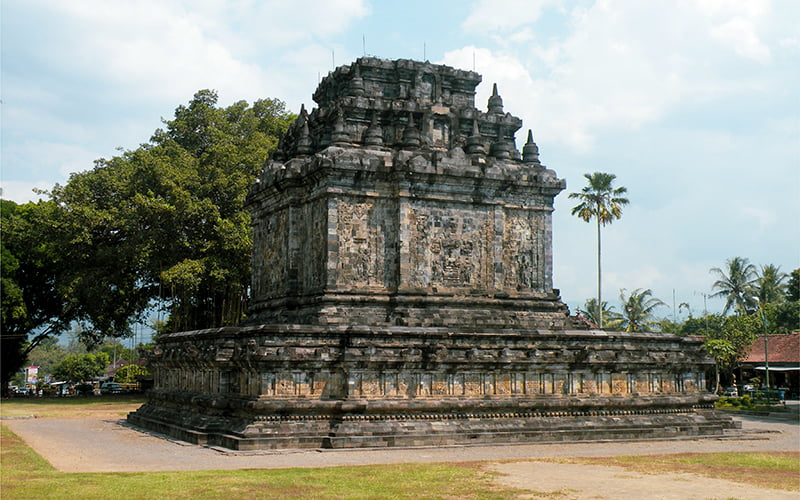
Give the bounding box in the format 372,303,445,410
597,217,602,328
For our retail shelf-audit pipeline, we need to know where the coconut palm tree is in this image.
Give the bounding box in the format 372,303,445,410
577,298,622,329
755,264,787,305
569,172,629,328
710,257,757,314
618,288,666,332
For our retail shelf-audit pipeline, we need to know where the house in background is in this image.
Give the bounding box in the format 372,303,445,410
740,332,800,399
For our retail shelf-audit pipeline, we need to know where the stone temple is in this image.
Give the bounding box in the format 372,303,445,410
128,57,734,449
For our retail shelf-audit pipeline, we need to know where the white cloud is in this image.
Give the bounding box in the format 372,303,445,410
0,181,53,204
462,0,557,33
1,0,370,188
740,206,777,230
444,1,798,153
23,0,369,106
711,17,772,63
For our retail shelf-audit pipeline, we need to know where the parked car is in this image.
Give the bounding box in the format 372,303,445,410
100,382,126,394
721,386,738,397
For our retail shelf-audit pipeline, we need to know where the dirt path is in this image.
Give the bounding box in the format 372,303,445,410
4,414,798,499
488,460,800,500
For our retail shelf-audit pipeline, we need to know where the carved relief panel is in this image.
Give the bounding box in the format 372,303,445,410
297,199,327,292
335,198,388,288
404,202,492,290
253,210,289,299
503,210,544,292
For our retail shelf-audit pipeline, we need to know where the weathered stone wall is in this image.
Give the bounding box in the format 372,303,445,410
246,57,568,328
128,325,727,450
146,326,711,400
129,57,733,450
246,145,568,328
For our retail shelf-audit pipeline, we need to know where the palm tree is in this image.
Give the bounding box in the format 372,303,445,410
577,298,622,329
569,172,629,328
710,257,757,314
755,264,787,305
618,288,666,332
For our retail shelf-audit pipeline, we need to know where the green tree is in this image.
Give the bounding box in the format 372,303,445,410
52,352,110,383
568,172,629,328
787,269,800,301
42,90,293,342
701,313,760,387
577,298,622,329
1,200,74,393
770,300,800,333
25,337,68,380
114,364,151,384
710,257,757,315
703,339,737,393
755,264,787,305
679,313,725,337
617,288,666,332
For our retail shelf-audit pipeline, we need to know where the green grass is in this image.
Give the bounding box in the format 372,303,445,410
0,395,145,418
0,425,526,500
552,452,800,492
3,398,798,498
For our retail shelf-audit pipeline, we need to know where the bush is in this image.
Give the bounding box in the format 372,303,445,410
716,395,755,409
114,364,150,384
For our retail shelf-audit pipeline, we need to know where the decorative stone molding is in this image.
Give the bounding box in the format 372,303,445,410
129,58,733,450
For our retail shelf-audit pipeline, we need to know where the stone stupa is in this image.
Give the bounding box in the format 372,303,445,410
128,58,733,449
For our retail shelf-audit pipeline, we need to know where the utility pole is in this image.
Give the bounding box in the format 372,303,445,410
754,297,770,390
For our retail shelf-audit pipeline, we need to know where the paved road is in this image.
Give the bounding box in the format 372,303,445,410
3,413,797,473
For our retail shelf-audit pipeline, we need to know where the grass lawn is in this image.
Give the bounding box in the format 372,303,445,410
0,424,519,500
0,394,146,418
2,397,798,498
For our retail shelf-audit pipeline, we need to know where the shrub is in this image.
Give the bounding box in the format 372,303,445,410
114,364,150,384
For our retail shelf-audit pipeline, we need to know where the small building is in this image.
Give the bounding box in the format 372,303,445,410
740,332,800,399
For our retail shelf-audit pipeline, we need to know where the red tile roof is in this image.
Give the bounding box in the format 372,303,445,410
743,332,800,364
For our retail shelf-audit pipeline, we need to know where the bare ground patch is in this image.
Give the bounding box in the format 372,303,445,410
487,458,800,500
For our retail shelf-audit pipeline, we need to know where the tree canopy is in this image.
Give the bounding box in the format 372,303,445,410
1,200,74,392
52,352,110,384
1,90,293,391
710,256,758,314
755,264,788,305
617,288,666,332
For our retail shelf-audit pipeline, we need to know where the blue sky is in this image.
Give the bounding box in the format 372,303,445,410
2,0,799,324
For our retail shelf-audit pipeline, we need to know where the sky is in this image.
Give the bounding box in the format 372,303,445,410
2,0,799,326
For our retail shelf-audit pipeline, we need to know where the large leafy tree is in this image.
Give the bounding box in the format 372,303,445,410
569,172,629,328
45,90,293,341
770,300,800,333
695,312,760,388
617,288,666,332
2,91,292,388
679,313,726,337
52,352,110,384
1,200,74,393
710,257,757,314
